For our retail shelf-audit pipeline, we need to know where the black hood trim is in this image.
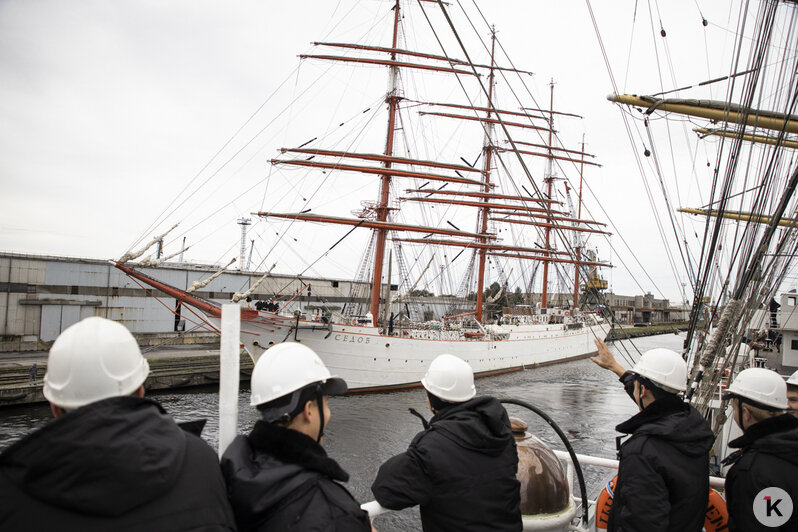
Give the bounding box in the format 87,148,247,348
429,396,513,456
0,396,185,517
248,420,349,482
0,396,167,458
615,394,714,458
616,393,687,434
728,413,798,449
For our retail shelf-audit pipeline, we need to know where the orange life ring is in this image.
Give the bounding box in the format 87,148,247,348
595,476,727,532
705,488,729,532
564,310,570,317
595,476,616,529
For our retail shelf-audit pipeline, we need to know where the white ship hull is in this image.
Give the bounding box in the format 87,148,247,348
223,312,609,391
113,263,609,392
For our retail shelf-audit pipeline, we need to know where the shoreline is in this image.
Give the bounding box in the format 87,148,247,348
0,323,687,408
0,344,252,408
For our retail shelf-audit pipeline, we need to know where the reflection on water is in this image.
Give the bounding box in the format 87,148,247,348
0,334,683,531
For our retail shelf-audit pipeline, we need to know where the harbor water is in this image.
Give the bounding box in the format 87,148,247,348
0,334,682,530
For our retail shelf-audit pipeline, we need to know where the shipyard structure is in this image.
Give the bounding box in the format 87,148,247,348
1,252,687,351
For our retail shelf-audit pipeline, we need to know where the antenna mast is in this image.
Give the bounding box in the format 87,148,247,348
238,218,251,271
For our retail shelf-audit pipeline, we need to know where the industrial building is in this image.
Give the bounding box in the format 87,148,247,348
1,251,688,351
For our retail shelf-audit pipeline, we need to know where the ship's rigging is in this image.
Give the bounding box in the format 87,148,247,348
114,0,631,357
596,0,798,424
239,0,614,328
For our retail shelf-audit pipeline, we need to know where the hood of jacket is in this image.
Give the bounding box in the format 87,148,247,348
616,394,715,457
728,413,798,466
0,396,186,517
429,396,513,457
222,420,349,527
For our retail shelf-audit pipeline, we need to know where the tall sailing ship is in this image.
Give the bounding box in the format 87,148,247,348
116,0,611,392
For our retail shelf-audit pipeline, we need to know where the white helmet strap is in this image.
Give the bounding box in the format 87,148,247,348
259,382,326,443
314,385,325,443
634,376,646,410
737,397,746,431
259,382,318,423
734,394,783,413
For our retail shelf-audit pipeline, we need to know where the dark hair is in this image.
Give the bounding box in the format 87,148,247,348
735,395,784,413
257,384,321,424
636,376,676,400
427,391,456,412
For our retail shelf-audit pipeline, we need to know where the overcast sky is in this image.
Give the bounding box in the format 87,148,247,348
0,0,778,301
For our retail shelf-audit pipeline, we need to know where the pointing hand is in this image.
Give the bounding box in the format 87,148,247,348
591,338,626,377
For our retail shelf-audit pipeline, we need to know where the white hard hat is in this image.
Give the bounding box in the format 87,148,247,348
725,367,787,409
421,354,476,402
43,317,149,410
250,342,347,415
787,370,798,387
630,348,687,393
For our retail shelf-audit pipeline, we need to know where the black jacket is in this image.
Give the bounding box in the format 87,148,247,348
0,396,236,531
221,421,371,532
607,373,715,532
371,396,521,532
724,413,798,532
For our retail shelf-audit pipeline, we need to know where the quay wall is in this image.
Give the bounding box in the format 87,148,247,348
0,350,253,408
605,322,690,341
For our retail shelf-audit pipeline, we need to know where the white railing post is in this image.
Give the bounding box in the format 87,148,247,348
218,303,241,458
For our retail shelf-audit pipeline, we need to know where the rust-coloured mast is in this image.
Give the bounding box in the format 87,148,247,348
426,102,548,120
492,216,609,235
401,196,570,216
573,136,586,307
419,111,552,132
541,81,555,308
369,0,402,327
301,54,476,76
474,29,498,323
487,252,606,268
280,148,484,173
394,238,570,255
312,42,534,75
512,140,595,157
497,147,601,167
404,189,561,204
271,159,485,186
256,211,491,239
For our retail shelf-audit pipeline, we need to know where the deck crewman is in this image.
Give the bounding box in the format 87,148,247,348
221,342,375,532
0,316,236,531
371,354,522,532
722,367,798,531
591,338,714,532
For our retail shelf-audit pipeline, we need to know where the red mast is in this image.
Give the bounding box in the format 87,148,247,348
474,29,498,324
369,0,402,327
541,81,554,308
573,135,586,307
